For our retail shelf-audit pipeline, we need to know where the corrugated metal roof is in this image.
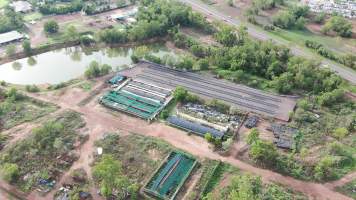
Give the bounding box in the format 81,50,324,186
167,116,224,138
0,31,24,44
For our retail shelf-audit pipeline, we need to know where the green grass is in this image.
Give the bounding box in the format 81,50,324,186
23,12,43,22
0,0,9,8
0,96,58,130
76,81,93,92
336,179,356,199
270,28,356,55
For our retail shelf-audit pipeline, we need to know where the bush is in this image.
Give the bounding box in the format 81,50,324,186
250,140,278,167
85,61,112,78
173,86,188,102
25,85,40,93
332,127,349,139
22,40,32,55
44,20,59,34
272,11,296,29
160,110,169,119
314,156,337,181
1,163,19,183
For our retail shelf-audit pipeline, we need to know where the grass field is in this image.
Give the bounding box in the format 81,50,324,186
0,0,9,8
0,95,58,130
270,28,356,55
24,12,43,22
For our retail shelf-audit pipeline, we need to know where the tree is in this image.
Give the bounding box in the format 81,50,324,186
322,16,353,37
5,44,16,56
1,163,19,183
93,154,135,199
272,11,295,29
250,140,278,167
44,20,59,34
85,61,101,78
173,86,188,102
246,128,259,145
22,40,32,55
214,25,237,47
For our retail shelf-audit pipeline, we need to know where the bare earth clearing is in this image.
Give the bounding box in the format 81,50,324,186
0,77,353,200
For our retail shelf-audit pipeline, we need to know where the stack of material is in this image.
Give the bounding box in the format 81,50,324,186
244,116,259,128
271,123,298,149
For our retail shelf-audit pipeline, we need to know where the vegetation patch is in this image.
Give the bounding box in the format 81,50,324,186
205,173,307,200
94,133,173,180
0,110,85,192
0,88,58,130
336,179,356,199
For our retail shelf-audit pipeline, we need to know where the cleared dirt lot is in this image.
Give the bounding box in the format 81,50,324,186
119,61,297,121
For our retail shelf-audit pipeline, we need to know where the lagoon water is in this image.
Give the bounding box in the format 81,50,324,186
0,44,172,85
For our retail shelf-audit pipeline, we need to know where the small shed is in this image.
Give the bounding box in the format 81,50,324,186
0,31,25,46
10,1,33,13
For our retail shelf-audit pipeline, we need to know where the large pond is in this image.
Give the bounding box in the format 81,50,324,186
0,44,174,85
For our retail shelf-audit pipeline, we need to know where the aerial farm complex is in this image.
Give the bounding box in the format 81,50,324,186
0,0,355,199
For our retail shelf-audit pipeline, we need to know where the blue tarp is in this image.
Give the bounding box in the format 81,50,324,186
108,74,125,85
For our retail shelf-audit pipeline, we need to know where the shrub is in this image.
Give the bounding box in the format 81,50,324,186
25,85,40,93
85,61,112,78
1,163,19,183
332,127,349,139
44,20,59,34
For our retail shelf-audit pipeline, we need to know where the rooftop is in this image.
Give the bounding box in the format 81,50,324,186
0,31,25,45
10,1,32,13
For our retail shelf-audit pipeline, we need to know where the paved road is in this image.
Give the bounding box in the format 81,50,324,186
181,0,356,85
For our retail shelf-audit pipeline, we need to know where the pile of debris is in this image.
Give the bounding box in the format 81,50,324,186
55,168,92,200
37,178,56,193
181,103,242,126
270,123,298,149
244,116,259,128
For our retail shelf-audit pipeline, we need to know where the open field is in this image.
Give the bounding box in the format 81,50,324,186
119,61,297,121
0,91,58,131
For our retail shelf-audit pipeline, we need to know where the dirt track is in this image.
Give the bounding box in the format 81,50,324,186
0,81,354,200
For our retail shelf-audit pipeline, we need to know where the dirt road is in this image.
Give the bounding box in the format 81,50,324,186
1,83,353,200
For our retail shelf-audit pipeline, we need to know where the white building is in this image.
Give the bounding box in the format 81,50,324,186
301,0,356,18
10,1,33,13
0,31,26,46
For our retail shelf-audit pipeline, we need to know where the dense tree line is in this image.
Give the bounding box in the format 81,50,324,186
39,0,83,15
97,0,214,44
172,25,343,95
0,7,24,34
305,40,356,70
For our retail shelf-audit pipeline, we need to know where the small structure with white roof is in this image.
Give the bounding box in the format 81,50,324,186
0,31,26,46
10,1,33,13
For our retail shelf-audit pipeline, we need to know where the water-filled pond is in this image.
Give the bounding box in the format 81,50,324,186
0,44,173,85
